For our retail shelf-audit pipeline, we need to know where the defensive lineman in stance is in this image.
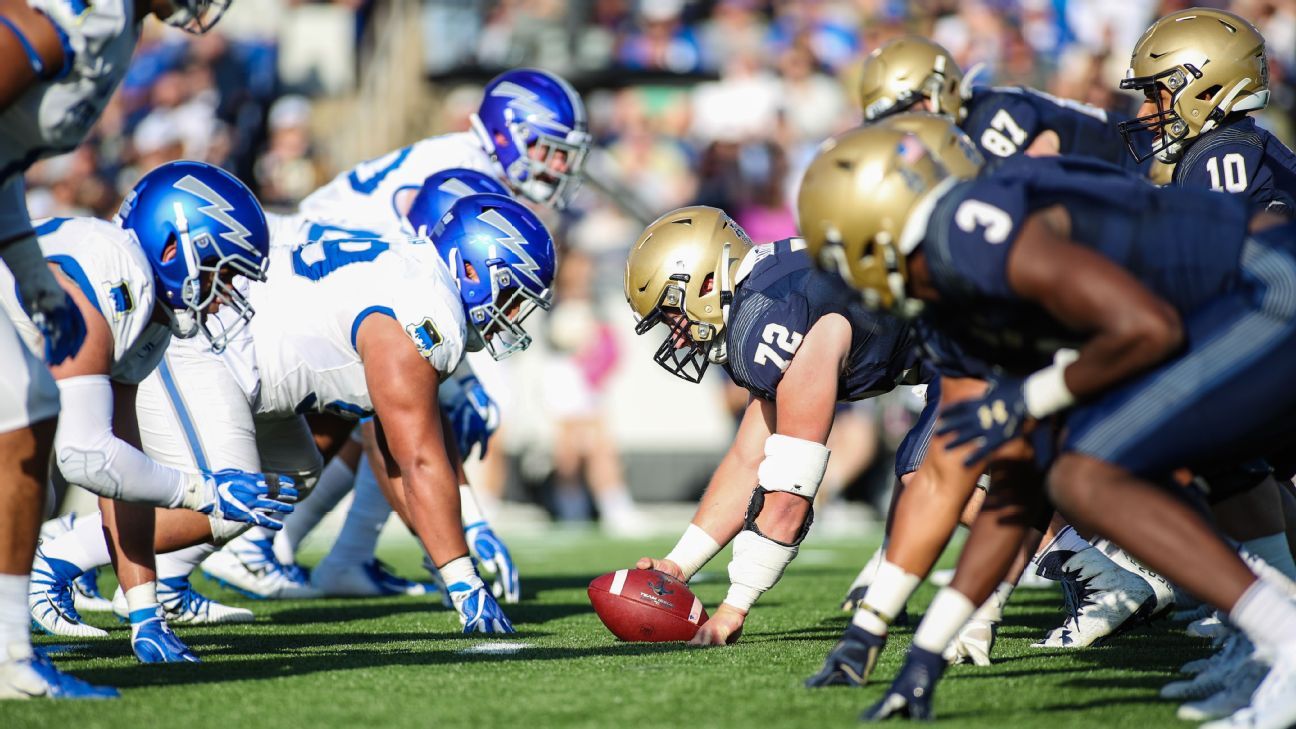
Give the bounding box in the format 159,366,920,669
0,0,235,697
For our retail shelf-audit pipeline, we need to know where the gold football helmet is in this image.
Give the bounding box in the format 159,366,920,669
859,36,965,123
798,126,953,317
625,206,754,382
1119,8,1269,163
874,112,984,179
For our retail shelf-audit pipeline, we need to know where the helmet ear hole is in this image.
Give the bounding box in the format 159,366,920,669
161,234,178,264
1196,84,1222,101
700,272,715,296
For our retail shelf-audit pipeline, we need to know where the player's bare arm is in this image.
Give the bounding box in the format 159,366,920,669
0,0,64,110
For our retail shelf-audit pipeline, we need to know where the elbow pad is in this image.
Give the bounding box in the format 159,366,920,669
53,375,194,506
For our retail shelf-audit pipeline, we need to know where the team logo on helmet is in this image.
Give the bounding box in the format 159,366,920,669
490,81,570,133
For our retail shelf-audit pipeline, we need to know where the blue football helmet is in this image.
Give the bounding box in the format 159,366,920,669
116,161,270,353
431,193,556,360
161,0,230,33
470,69,591,210
406,168,511,238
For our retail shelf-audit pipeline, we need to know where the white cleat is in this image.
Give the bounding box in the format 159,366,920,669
1162,634,1253,700
1097,542,1175,617
841,545,886,611
111,580,254,625
1017,570,1056,590
201,537,322,600
1031,546,1155,648
70,570,113,614
1201,649,1296,729
943,617,996,666
28,551,107,639
311,558,438,598
1177,658,1268,721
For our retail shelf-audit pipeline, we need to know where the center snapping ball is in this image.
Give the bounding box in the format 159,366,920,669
588,569,708,642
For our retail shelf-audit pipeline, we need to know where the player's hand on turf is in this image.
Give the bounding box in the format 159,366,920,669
936,375,1030,466
634,557,685,581
193,470,298,529
450,582,515,634
688,603,745,646
466,521,520,604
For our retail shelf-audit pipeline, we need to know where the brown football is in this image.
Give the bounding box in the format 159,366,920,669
588,569,708,642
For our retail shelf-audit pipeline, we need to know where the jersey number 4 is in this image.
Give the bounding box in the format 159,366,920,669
1206,153,1248,193
753,323,803,372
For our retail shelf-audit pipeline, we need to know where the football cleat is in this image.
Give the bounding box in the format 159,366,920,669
1097,541,1175,618
943,617,996,667
71,569,113,613
448,582,515,634
1182,631,1244,675
0,646,118,700
1162,634,1253,700
201,537,322,600
1201,649,1296,729
805,624,887,687
111,579,253,625
1031,546,1155,648
129,607,200,664
1177,658,1268,721
312,558,440,598
28,550,107,638
842,547,885,610
860,647,946,722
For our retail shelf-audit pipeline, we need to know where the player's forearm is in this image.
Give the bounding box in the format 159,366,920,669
401,456,471,566
691,445,760,543
1056,307,1182,406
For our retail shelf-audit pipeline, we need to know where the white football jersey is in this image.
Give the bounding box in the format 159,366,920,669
0,217,169,384
240,214,468,419
296,132,500,238
0,0,139,182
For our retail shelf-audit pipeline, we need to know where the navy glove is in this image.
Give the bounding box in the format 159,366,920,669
935,375,1030,466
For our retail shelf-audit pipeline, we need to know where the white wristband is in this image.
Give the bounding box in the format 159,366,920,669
1022,360,1075,418
664,523,722,581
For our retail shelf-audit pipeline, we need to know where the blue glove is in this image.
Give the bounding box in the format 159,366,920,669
935,375,1030,466
443,375,499,460
449,580,515,634
31,290,87,365
466,520,520,604
194,470,298,529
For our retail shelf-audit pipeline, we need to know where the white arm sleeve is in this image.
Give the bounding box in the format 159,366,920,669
53,375,201,507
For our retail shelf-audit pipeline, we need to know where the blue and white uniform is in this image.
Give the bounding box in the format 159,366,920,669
962,87,1145,173
298,134,498,239
911,154,1296,477
1172,117,1296,219
723,238,930,477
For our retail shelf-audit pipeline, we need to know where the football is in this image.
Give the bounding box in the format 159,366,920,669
588,569,709,642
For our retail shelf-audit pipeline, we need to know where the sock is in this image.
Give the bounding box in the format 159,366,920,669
124,583,158,619
974,580,1016,623
913,588,977,653
39,510,111,573
0,573,31,658
1241,533,1296,582
276,457,356,564
852,560,921,635
323,453,391,566
1230,578,1296,654
157,543,218,582
1035,525,1091,563
1239,548,1296,598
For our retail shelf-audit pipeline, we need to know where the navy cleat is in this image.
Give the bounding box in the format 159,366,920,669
806,624,887,687
860,646,946,722
130,607,200,664
0,647,119,700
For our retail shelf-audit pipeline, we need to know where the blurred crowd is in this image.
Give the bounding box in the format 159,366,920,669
22,0,1296,514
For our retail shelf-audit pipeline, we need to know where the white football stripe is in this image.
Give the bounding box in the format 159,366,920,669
689,596,703,624
609,569,628,596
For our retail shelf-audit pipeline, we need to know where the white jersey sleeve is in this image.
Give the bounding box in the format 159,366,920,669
0,0,139,183
0,216,169,384
296,133,500,238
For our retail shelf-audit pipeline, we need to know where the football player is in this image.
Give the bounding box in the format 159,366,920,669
623,123,982,645
36,192,555,636
0,0,233,699
801,124,1296,727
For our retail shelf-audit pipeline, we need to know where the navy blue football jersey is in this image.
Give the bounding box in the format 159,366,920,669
723,239,922,402
963,87,1146,173
1174,117,1296,216
916,154,1251,376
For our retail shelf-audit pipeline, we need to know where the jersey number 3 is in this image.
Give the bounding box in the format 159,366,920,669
753,323,803,372
1206,153,1248,193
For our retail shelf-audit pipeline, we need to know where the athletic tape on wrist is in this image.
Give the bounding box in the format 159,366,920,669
664,523,722,580
1023,350,1078,418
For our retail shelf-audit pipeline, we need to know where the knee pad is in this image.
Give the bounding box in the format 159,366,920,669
209,515,252,545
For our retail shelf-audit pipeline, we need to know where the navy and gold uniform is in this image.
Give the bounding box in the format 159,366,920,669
1173,117,1296,217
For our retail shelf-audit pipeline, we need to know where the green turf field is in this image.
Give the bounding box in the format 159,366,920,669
3,530,1204,729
